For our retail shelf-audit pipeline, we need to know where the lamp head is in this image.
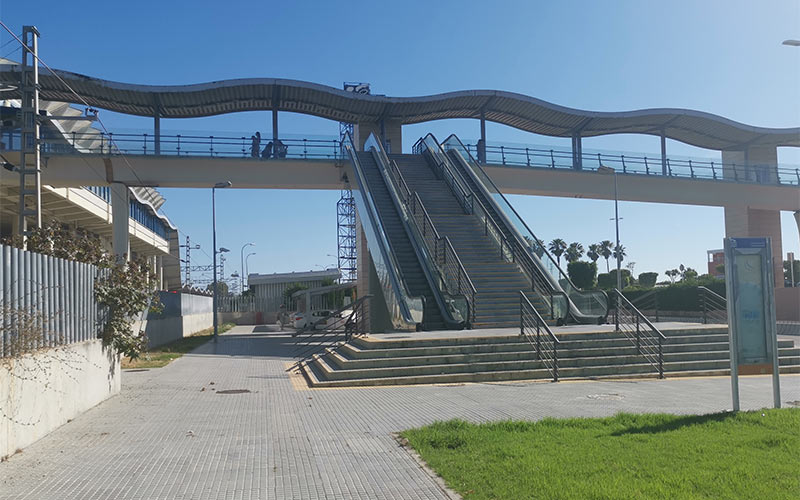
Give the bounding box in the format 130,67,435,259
219,247,230,253
213,181,232,189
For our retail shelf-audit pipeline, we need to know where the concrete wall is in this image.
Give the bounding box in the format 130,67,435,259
0,340,120,458
141,292,214,348
220,311,259,325
143,312,214,348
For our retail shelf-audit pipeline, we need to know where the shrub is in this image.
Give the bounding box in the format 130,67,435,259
568,261,597,289
622,281,726,311
597,269,632,290
638,272,658,288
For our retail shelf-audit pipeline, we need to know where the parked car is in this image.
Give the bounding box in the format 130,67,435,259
292,310,341,331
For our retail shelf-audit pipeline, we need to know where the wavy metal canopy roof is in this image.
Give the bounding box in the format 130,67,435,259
1,62,797,151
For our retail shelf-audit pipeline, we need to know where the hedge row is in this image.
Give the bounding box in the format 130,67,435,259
621,282,726,312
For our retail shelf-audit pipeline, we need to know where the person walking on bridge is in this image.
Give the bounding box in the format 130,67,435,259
250,131,261,157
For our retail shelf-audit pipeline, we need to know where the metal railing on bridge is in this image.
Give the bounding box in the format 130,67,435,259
462,141,800,187
2,129,347,161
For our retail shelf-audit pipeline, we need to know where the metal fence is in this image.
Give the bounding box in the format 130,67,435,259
0,244,104,357
217,296,272,313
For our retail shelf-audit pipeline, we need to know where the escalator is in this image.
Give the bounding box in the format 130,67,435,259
343,133,463,331
438,135,608,324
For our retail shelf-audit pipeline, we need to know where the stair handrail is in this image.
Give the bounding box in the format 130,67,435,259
414,134,474,214
366,134,469,329
291,295,371,364
612,288,665,378
343,133,423,329
697,286,727,324
441,133,608,323
417,134,570,324
519,291,560,382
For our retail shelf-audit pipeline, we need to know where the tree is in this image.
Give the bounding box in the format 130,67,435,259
565,242,584,263
548,238,567,267
567,261,597,289
586,244,600,263
283,282,309,305
613,244,626,264
626,261,636,275
598,240,614,272
665,269,680,284
683,267,699,282
206,281,229,296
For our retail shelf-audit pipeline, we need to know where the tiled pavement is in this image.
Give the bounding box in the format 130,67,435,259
1,326,798,500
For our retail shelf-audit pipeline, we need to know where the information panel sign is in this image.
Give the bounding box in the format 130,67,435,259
723,237,780,410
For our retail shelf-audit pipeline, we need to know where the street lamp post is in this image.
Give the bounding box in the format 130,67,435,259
240,242,255,293
212,181,231,339
245,252,256,286
598,166,622,290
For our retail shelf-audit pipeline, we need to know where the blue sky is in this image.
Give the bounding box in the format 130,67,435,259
3,1,799,284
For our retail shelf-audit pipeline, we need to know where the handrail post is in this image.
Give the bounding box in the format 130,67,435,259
711,161,717,180
689,159,695,178
635,314,641,354
500,145,506,165
176,134,181,155
654,290,660,323
658,335,664,379
644,156,650,175
701,287,708,324
536,322,541,359
614,292,620,332
621,154,626,173
519,294,523,336
553,342,558,382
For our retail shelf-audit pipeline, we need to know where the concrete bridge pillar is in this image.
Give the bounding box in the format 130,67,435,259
722,148,783,287
110,182,129,261
723,206,784,288
355,120,402,153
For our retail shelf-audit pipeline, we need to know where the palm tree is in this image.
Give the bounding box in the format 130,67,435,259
598,240,614,272
548,238,567,267
565,242,584,263
587,244,600,263
613,244,626,264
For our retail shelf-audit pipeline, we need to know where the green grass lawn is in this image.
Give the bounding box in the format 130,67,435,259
122,323,235,369
401,409,800,500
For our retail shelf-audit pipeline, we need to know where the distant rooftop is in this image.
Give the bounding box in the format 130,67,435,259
248,268,340,286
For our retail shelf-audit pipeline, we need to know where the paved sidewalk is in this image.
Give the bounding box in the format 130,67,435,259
1,326,798,500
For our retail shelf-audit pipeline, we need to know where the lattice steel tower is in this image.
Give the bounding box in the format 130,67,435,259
336,82,369,283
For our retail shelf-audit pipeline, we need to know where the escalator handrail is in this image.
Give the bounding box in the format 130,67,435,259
365,134,467,329
413,133,475,213
441,134,608,320
343,132,422,329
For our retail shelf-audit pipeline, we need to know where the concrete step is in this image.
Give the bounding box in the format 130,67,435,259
325,347,798,373
300,354,800,387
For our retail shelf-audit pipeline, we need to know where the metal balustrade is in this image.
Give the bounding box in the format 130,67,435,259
520,291,560,382
460,141,800,186
612,289,665,378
